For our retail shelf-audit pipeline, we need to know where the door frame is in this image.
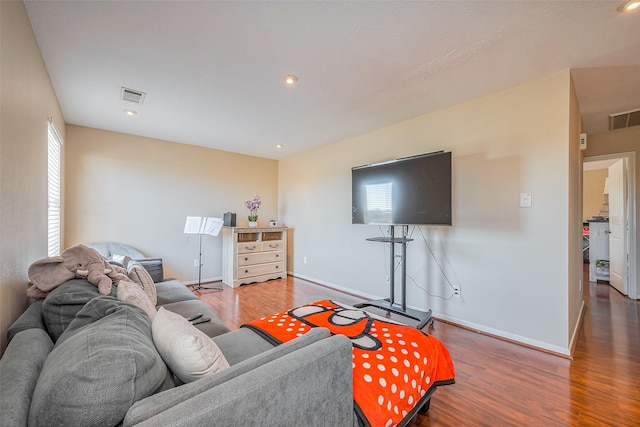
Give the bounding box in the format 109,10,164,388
583,152,637,299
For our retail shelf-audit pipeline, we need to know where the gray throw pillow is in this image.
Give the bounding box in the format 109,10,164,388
29,296,167,427
41,278,111,342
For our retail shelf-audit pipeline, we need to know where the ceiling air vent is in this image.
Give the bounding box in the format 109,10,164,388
609,108,640,131
120,87,146,104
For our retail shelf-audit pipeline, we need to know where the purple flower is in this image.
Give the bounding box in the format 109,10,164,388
245,196,261,221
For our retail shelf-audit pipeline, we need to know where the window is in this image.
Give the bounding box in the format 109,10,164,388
47,119,63,256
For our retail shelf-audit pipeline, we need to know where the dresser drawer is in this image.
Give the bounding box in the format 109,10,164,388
237,242,261,254
262,240,284,252
237,262,285,279
238,251,284,266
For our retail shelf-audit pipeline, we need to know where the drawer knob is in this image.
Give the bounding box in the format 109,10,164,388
245,269,249,273
245,245,256,250
276,254,279,258
244,257,248,261
270,244,278,248
275,265,279,269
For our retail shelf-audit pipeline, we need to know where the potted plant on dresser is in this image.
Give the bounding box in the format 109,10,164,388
245,195,261,227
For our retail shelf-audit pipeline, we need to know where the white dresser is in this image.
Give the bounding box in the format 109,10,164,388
222,226,287,287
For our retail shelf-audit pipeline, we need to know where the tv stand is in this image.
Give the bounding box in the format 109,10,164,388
355,225,433,330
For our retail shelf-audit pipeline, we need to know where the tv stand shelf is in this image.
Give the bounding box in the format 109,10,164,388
355,225,433,330
366,236,414,244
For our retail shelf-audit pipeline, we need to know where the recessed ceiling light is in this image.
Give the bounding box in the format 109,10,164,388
284,75,298,85
276,144,284,148
124,109,137,116
617,0,640,12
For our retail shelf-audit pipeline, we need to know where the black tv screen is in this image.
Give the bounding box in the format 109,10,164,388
351,151,452,226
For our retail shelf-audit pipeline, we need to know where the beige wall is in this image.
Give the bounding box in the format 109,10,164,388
280,70,579,354
567,76,584,352
583,169,608,221
0,1,66,353
64,125,278,282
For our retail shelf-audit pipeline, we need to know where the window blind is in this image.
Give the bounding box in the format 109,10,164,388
48,119,63,256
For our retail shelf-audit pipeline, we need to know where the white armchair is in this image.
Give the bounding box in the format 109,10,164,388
85,241,164,282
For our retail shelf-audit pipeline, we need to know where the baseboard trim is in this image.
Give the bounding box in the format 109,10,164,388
568,301,586,357
289,272,381,301
289,272,573,358
434,316,572,359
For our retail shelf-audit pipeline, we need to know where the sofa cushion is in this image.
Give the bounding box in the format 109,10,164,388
135,258,164,283
128,335,354,427
125,258,157,305
110,256,164,283
155,279,199,305
6,299,46,343
159,299,230,337
123,327,330,426
117,280,157,320
0,329,53,427
152,307,230,384
212,327,276,365
41,278,111,342
29,296,167,427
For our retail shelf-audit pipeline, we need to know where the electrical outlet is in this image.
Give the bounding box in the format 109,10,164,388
303,256,308,265
453,287,461,297
579,279,583,292
193,259,199,268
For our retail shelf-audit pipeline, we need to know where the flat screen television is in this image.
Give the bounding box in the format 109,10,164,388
351,151,452,226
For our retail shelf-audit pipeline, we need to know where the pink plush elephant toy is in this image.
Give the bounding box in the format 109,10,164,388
27,244,132,298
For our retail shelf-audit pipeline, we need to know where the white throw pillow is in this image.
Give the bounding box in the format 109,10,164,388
117,281,157,320
126,259,157,306
152,307,230,383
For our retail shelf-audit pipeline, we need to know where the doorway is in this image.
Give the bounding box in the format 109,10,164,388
583,152,637,300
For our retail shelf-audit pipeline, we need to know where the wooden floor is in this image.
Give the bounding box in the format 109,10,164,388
192,266,640,426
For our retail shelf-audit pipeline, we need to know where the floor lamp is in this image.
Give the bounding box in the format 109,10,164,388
184,216,224,291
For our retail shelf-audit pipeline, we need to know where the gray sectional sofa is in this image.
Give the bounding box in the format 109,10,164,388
0,276,354,426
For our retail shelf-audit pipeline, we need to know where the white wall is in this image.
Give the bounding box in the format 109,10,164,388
280,70,578,354
0,1,65,353
583,169,608,221
64,125,279,283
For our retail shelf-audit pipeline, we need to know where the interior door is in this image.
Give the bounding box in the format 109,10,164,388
608,159,627,295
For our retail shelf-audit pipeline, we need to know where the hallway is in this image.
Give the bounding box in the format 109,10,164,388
569,266,640,425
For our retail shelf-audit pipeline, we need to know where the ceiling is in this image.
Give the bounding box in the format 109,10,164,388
24,1,640,160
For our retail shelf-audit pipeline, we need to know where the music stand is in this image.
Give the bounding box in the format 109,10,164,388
184,216,224,291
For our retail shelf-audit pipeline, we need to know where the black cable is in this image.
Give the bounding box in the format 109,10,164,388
406,272,456,301
417,226,458,293
377,225,457,300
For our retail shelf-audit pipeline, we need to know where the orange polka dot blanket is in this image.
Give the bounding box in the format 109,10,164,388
242,300,455,427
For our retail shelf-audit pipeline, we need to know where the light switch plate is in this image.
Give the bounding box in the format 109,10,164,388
520,192,532,208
